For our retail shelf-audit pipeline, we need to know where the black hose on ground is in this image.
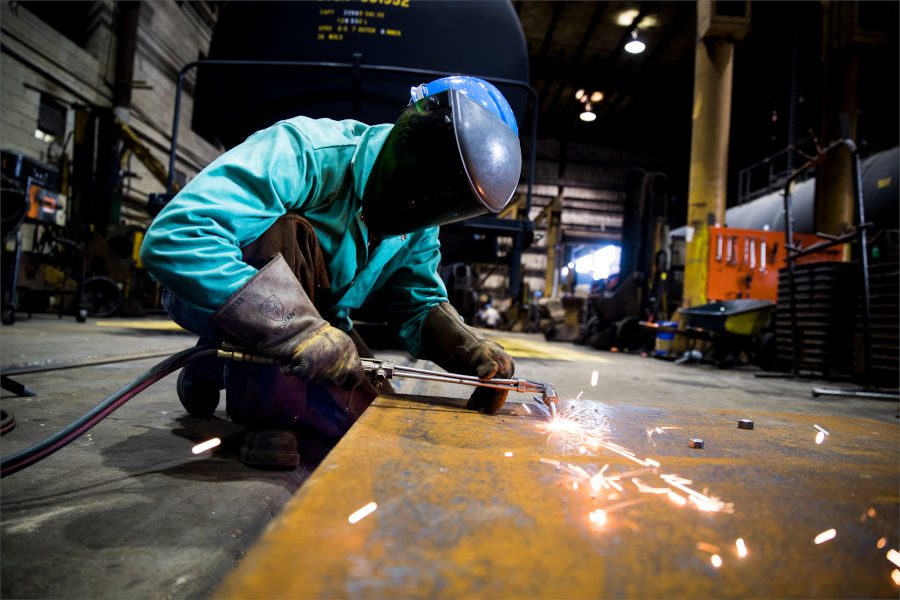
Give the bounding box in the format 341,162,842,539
0,346,219,478
0,410,16,435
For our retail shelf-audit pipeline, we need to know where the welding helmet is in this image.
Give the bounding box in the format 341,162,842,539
362,78,521,236
410,76,519,136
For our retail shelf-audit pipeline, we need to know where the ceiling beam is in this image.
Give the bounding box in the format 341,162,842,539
600,4,696,121
537,3,564,60
535,4,565,109
543,2,611,116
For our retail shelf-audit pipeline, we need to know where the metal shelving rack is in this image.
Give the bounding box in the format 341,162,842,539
779,137,898,401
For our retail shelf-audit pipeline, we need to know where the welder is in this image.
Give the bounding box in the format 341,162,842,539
140,76,521,469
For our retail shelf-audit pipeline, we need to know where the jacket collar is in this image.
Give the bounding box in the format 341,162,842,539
350,123,393,201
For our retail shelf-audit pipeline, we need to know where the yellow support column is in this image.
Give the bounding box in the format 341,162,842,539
543,195,563,298
683,0,750,308
684,43,733,307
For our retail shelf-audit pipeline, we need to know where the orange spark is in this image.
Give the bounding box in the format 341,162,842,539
504,451,514,457
736,538,748,558
888,549,900,568
541,415,586,439
348,501,378,524
596,439,652,467
661,473,732,513
877,537,887,549
191,438,221,454
603,498,645,513
590,371,599,386
696,542,720,554
867,507,877,518
589,465,614,492
814,529,837,544
646,425,681,443
537,405,731,522
588,509,607,527
710,554,723,568
892,569,900,586
632,478,669,494
567,463,592,479
667,491,687,506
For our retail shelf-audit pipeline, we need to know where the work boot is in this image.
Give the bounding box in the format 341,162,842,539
240,429,300,469
176,357,224,418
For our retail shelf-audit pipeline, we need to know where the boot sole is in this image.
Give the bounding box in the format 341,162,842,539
239,446,300,470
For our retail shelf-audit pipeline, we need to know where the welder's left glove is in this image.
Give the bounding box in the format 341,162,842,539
211,254,365,391
420,303,515,415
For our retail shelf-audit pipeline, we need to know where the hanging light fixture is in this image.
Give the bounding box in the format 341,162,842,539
579,103,596,122
615,9,640,26
576,89,602,123
624,29,646,54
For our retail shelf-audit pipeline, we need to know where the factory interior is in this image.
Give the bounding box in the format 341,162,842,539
1,1,898,598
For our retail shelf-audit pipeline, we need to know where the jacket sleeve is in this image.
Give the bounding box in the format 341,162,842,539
383,227,450,358
140,122,317,314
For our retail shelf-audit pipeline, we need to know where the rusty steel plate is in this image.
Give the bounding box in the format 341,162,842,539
216,395,899,598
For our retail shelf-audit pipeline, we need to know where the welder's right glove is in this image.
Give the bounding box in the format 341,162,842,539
420,302,515,415
212,254,364,390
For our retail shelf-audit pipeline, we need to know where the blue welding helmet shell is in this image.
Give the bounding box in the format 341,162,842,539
410,76,519,137
362,88,522,236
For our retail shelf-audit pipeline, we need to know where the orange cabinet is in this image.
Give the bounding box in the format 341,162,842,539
707,227,845,301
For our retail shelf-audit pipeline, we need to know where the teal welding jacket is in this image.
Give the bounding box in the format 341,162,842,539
140,117,449,358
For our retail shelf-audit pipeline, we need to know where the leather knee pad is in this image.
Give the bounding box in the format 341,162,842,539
224,362,351,439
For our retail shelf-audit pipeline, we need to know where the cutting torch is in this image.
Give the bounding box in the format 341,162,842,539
1,344,560,477
359,358,559,419
218,347,560,419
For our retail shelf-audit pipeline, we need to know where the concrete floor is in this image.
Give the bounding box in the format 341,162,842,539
1,315,896,598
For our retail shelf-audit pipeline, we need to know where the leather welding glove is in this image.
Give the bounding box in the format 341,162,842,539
212,254,364,390
420,303,515,415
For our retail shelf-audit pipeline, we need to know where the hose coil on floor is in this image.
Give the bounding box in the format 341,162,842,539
0,346,218,478
0,409,16,435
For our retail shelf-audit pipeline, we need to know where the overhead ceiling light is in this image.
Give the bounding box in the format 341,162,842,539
575,88,585,101
590,91,604,103
624,30,646,54
638,15,658,28
579,103,596,122
616,9,639,26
